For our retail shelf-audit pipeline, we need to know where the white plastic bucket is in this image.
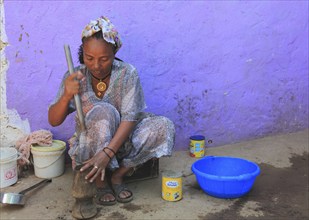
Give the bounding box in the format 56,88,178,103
31,140,66,178
0,147,18,188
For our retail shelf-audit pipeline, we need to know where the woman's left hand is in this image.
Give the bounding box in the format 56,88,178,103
80,151,111,182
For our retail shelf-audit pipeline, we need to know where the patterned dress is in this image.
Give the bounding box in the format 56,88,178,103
51,59,175,170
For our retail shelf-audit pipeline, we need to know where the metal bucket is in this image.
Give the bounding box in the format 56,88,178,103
162,170,182,202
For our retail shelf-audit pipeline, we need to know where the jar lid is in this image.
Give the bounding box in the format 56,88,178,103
31,140,66,152
162,170,182,178
190,135,205,140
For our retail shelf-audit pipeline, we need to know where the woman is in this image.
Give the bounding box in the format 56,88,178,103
48,16,175,208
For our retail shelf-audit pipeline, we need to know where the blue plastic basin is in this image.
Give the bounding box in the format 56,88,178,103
191,156,260,199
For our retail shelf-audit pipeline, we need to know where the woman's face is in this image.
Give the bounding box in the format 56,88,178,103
83,37,115,77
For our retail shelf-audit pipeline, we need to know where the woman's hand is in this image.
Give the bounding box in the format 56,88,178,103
79,121,135,182
48,71,84,126
63,71,84,100
80,150,112,182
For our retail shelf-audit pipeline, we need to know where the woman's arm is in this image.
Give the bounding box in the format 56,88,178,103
107,121,136,153
48,71,84,126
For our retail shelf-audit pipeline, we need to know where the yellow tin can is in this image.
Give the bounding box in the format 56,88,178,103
162,170,182,201
190,135,205,158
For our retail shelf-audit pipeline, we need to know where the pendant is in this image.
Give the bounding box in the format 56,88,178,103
97,81,107,92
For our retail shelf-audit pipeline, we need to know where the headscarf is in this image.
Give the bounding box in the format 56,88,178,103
81,16,122,53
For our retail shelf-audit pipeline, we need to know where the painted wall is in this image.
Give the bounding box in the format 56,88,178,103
1,1,308,150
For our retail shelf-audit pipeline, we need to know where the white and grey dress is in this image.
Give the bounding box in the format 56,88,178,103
50,59,175,170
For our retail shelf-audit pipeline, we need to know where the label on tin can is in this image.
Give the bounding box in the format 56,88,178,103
190,135,205,157
162,171,182,201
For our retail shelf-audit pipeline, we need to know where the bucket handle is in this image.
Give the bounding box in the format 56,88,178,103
33,149,66,169
0,152,23,164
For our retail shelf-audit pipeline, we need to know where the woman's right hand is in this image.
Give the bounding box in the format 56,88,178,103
48,71,84,126
63,71,84,100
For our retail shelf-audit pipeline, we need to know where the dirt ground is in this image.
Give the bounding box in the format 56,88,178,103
0,129,308,220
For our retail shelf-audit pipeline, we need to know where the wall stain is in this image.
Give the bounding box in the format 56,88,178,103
15,58,24,63
290,95,295,101
18,25,30,47
18,33,23,42
271,90,303,132
173,89,214,139
173,93,202,129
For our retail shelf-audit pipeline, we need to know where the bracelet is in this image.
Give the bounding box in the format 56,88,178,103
104,147,116,156
102,149,112,160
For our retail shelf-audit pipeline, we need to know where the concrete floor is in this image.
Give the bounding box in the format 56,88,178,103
0,129,308,220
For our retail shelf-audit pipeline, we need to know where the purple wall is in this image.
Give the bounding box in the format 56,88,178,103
4,1,308,150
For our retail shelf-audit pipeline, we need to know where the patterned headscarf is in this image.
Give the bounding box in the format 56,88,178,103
81,16,122,53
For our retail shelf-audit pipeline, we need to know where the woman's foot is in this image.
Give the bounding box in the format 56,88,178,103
111,167,134,203
95,178,116,206
112,183,133,203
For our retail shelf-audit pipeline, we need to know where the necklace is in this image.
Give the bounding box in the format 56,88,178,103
89,70,111,96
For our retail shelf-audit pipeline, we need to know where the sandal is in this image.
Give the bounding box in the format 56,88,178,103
112,183,133,203
95,185,117,206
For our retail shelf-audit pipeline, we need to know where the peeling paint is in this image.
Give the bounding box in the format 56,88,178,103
0,0,30,147
0,39,8,51
18,33,22,42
